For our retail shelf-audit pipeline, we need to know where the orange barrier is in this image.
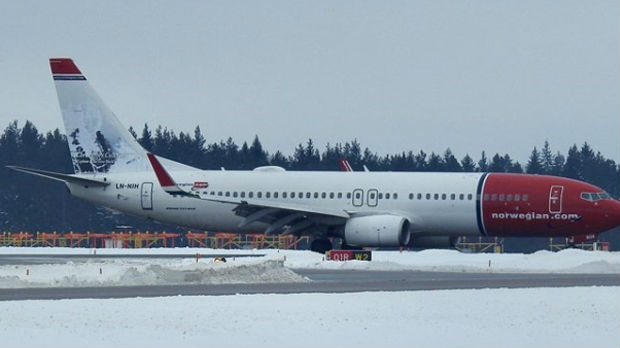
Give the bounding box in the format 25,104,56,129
1,231,308,249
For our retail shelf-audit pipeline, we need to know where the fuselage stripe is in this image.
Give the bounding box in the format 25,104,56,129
476,172,489,236
53,75,86,81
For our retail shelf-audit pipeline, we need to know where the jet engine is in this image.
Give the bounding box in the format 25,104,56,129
344,215,411,247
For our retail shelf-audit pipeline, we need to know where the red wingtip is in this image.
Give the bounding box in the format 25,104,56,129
49,58,82,74
147,153,176,187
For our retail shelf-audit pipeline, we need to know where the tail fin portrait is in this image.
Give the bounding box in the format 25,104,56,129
50,58,148,174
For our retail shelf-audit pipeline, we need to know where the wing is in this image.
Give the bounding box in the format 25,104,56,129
146,153,348,235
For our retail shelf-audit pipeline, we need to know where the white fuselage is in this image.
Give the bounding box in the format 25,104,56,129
68,170,484,237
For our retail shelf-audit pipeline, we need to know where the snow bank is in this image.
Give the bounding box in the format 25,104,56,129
279,248,620,273
0,259,306,288
0,286,617,348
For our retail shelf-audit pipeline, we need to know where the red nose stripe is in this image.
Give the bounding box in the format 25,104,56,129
49,58,82,74
147,153,176,187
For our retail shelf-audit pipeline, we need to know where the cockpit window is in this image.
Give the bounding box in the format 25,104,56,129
581,192,611,202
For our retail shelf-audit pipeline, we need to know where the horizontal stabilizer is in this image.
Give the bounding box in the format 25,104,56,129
6,166,109,187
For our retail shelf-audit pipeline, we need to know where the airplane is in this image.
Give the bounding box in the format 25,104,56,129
8,58,620,253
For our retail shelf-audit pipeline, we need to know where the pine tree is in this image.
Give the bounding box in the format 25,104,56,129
249,135,268,168
526,147,543,174
443,148,462,172
139,124,154,151
477,151,488,172
563,145,581,179
427,153,443,171
461,154,475,172
541,140,554,174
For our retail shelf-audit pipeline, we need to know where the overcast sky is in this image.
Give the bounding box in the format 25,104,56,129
1,1,618,164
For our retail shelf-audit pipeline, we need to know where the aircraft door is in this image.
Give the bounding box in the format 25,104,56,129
352,189,364,207
141,182,153,210
367,189,378,207
549,185,563,214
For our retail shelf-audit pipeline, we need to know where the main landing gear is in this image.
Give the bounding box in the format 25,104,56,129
310,238,333,254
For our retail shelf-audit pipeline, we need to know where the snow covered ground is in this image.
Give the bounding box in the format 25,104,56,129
1,248,618,347
0,247,618,288
0,286,617,348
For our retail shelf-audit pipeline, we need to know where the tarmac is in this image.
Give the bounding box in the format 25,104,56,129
0,267,617,301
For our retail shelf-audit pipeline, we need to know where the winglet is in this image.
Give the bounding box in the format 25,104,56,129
147,153,195,197
338,158,353,172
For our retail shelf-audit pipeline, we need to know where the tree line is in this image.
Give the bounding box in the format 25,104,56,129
1,121,618,250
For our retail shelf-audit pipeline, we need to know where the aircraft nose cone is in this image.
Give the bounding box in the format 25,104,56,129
608,200,620,227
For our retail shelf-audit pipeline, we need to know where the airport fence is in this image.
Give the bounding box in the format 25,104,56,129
0,231,310,250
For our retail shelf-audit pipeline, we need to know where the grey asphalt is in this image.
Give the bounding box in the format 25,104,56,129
0,268,617,301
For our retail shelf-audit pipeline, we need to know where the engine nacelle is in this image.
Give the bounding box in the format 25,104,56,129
345,215,411,247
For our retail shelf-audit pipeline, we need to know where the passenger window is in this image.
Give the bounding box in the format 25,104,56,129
434,193,439,200
249,192,254,198
467,194,473,200
306,192,311,199
459,194,464,200
506,194,513,202
266,192,271,198
273,192,278,199
210,191,215,195
218,191,222,196
522,194,529,201
233,192,238,198
330,192,335,199
441,194,446,200
337,193,342,199
282,192,287,199
290,192,295,198
386,193,391,199
355,192,361,199
370,192,376,199
451,193,456,200
409,193,414,200
491,194,497,201
347,193,351,199
499,194,505,201
417,193,422,200
393,193,398,199
299,192,303,199
483,194,489,201
314,192,319,199
225,191,230,197
514,194,520,202
426,193,431,200
321,192,326,199
257,192,262,198
240,192,245,198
